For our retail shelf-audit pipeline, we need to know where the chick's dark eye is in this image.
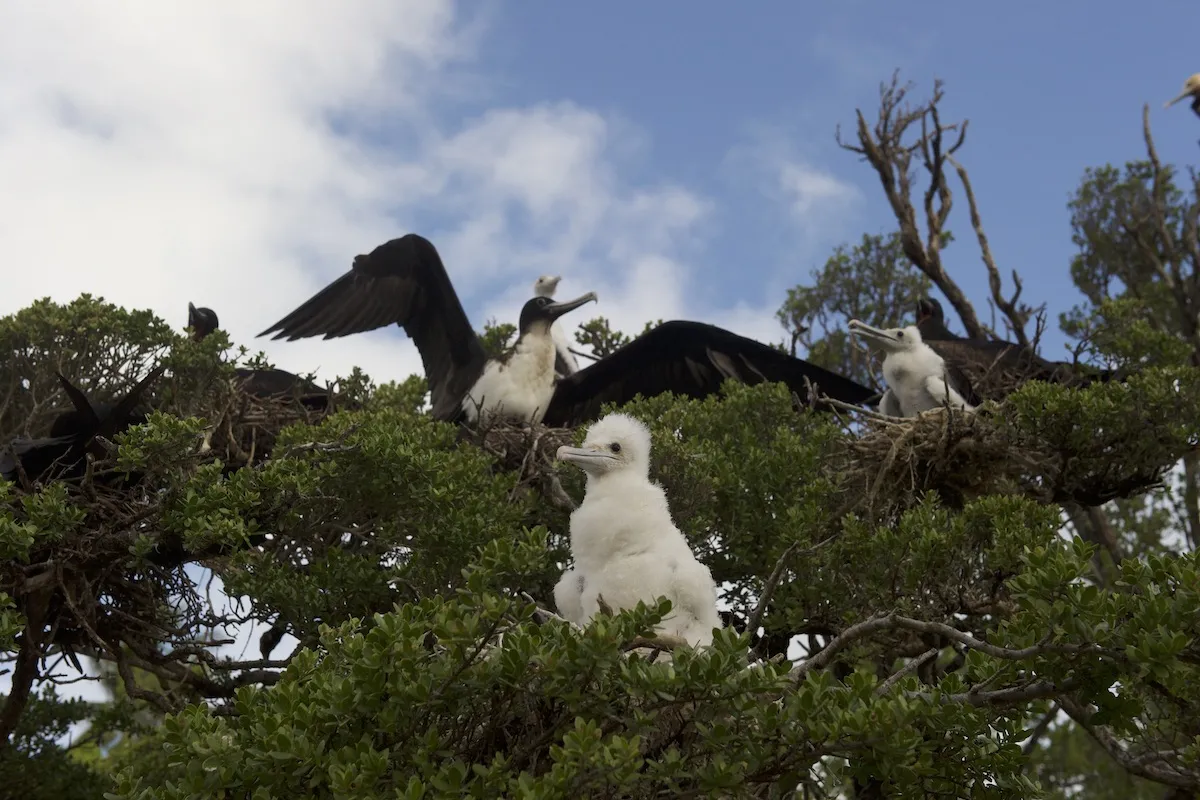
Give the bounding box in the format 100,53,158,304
896,331,905,338
610,442,621,453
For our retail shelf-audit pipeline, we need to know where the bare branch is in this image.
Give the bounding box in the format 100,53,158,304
946,154,1031,345
1062,696,1200,790
838,72,989,339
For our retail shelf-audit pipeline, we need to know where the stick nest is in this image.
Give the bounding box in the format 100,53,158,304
836,404,1187,517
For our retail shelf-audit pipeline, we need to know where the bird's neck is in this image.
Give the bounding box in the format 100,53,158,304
511,328,556,366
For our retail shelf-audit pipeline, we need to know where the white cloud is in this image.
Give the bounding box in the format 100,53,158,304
0,2,749,390
778,161,860,219
722,125,862,250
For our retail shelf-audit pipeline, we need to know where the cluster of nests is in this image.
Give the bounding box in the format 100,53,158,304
470,391,1193,526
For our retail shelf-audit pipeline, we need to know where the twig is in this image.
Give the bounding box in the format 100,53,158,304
747,537,838,658
946,154,1029,347
874,647,938,696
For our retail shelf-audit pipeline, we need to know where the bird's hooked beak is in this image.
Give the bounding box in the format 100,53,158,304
848,319,902,351
1165,90,1192,108
556,444,618,472
1165,77,1200,109
545,291,599,321
187,302,203,341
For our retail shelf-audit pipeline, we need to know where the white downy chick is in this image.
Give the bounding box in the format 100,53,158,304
848,320,976,417
553,413,722,648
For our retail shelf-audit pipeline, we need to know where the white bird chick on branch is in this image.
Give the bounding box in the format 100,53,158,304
1164,73,1200,120
848,320,977,417
533,274,582,376
553,413,722,648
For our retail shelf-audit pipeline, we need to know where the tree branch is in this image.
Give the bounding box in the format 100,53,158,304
946,154,1031,345
1062,696,1199,790
837,72,989,339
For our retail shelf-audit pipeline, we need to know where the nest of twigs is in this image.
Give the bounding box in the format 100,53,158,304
460,422,581,512
835,402,1188,518
203,387,338,470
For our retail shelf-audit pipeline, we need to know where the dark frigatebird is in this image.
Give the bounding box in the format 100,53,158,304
187,303,331,410
541,321,878,427
0,367,165,487
257,234,598,424
257,234,877,428
1164,73,1200,120
913,297,1110,402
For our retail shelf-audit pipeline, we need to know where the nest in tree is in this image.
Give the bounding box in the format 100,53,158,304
837,404,1189,517
460,422,581,512
203,388,338,469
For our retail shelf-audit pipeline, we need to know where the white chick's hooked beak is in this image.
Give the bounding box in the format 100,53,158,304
557,443,619,472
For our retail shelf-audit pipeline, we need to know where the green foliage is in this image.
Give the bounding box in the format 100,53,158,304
478,320,517,360
777,232,933,386
366,374,430,416
574,317,632,358
0,688,111,800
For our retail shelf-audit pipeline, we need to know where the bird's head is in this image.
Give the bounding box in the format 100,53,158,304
518,292,598,335
915,297,944,325
532,274,562,298
1165,73,1200,108
187,302,220,342
557,412,652,479
848,319,924,354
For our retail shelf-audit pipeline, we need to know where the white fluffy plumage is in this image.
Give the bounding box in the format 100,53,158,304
552,413,722,648
848,320,976,417
532,274,581,376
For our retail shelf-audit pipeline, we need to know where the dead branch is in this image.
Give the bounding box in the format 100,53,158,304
838,72,987,339
946,154,1031,345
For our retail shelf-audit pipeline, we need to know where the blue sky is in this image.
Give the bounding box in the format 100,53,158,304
475,0,1200,357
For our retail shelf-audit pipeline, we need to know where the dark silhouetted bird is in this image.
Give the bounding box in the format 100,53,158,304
1,367,165,487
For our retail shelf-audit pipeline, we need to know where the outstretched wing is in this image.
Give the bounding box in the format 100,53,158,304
258,233,488,420
543,321,877,427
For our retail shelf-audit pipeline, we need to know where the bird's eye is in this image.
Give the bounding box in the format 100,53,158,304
610,442,622,453
896,331,905,338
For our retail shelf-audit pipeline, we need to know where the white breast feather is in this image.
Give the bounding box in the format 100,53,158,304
883,347,958,417
550,321,579,374
463,331,558,423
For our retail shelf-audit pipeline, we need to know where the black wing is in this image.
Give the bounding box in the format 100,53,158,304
235,368,324,398
542,321,877,427
257,234,488,420
4,368,164,485
943,362,983,407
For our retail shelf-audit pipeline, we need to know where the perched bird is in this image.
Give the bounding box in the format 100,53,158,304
187,303,330,409
258,234,875,428
533,274,585,377
914,297,1110,402
1164,73,1200,120
553,413,722,648
0,367,165,486
541,321,878,427
187,303,221,342
258,234,598,425
848,319,978,417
